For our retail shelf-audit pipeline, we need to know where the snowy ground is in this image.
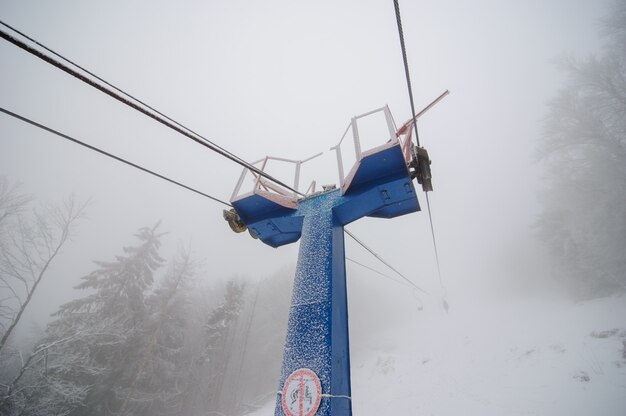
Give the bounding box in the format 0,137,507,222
247,295,626,415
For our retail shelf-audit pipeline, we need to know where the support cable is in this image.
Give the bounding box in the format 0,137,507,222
0,106,232,208
425,192,445,297
346,257,413,289
392,0,448,309
345,229,429,295
0,23,303,197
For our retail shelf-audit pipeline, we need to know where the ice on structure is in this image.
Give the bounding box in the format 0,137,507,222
274,190,344,416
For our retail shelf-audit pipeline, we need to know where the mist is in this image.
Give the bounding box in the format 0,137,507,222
1,0,624,415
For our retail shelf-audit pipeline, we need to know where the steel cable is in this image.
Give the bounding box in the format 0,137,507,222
0,106,232,207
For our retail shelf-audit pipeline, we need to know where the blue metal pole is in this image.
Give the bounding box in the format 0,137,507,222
231,134,421,415
274,190,352,416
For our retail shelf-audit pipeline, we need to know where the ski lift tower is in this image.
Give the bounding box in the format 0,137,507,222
226,104,434,416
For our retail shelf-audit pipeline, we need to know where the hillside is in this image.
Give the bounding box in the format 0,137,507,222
248,295,626,415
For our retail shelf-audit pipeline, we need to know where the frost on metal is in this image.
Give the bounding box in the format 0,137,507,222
274,190,342,416
230,107,429,416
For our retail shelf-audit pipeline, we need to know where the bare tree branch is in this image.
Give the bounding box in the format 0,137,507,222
0,194,89,353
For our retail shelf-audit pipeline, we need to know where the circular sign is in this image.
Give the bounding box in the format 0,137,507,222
281,368,322,416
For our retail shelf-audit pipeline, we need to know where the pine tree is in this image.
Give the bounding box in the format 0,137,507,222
180,279,245,416
35,224,165,415
117,247,196,416
205,280,245,413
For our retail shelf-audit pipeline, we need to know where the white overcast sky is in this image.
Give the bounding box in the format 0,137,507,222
0,0,609,322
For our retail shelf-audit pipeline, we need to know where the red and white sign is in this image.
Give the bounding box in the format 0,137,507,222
281,368,322,416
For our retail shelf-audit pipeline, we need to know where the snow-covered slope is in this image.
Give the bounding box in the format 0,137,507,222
247,295,626,415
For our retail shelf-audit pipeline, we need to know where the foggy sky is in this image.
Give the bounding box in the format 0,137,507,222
0,0,609,325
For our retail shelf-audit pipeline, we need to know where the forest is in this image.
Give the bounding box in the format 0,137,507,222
0,188,296,415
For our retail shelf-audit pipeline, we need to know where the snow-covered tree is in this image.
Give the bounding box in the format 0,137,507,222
204,280,245,409
537,0,626,298
1,217,253,416
0,191,88,354
0,183,88,415
116,247,196,416
230,269,293,413
180,279,245,416
32,224,166,416
0,334,91,416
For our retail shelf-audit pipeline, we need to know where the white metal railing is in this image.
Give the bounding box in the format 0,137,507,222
330,105,407,188
231,92,449,203
231,153,322,202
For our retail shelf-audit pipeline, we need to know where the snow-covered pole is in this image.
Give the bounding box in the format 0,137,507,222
274,190,352,416
229,109,423,416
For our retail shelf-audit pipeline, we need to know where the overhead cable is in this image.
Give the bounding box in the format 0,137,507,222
345,229,429,295
392,0,447,302
393,0,421,147
0,23,303,197
0,20,250,172
0,106,232,208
